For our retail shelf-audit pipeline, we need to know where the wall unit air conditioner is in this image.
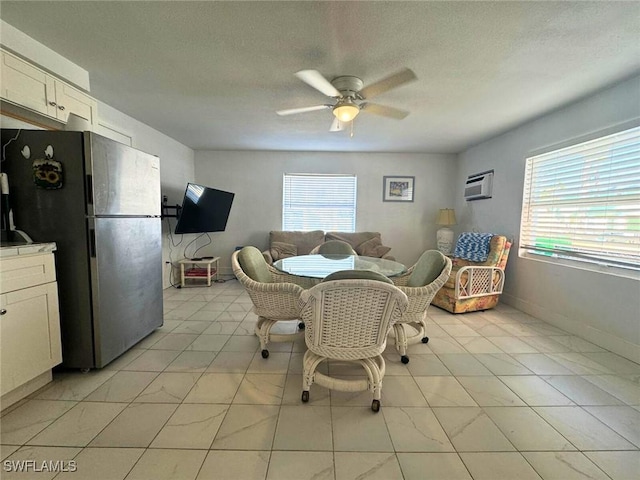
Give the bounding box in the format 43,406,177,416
464,170,493,201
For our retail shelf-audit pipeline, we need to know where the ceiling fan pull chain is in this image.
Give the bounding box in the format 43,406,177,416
350,120,354,138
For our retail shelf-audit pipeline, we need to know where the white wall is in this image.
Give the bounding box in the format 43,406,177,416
456,74,640,362
193,150,457,277
95,102,196,289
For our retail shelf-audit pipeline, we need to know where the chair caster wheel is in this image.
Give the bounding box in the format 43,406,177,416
421,336,429,344
301,391,309,403
401,355,410,364
261,349,269,359
298,322,305,330
371,399,380,412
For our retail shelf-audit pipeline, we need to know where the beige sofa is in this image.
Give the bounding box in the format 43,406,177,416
262,230,395,264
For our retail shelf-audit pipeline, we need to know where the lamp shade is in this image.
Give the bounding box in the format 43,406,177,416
436,208,457,226
333,100,360,122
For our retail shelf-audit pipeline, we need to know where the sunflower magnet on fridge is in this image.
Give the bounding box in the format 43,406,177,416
33,146,63,189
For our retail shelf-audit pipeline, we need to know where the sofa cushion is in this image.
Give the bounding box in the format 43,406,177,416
356,236,392,258
270,241,297,261
408,250,447,287
269,230,324,255
238,246,272,283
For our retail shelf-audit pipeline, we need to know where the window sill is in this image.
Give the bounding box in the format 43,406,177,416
518,251,640,281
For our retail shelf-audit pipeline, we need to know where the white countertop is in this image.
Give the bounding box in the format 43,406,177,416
0,242,57,258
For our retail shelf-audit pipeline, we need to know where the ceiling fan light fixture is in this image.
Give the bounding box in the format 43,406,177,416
333,100,360,122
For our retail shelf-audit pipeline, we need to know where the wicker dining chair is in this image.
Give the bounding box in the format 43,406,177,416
390,250,452,364
310,240,357,256
299,270,408,412
231,246,307,358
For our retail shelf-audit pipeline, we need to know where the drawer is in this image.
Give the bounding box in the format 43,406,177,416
0,253,56,293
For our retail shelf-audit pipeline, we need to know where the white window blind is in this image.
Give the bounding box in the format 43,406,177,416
283,173,357,232
520,124,640,270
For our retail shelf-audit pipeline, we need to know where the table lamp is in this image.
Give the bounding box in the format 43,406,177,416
436,208,457,255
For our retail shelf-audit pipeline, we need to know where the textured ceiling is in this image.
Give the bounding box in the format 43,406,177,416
2,1,639,153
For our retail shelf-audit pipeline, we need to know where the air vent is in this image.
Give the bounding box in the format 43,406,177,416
464,170,493,201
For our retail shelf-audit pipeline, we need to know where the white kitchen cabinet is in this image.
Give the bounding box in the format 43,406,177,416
0,50,56,118
50,76,98,125
1,49,97,127
0,246,62,408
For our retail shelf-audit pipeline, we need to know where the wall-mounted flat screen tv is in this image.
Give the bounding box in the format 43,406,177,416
174,183,235,234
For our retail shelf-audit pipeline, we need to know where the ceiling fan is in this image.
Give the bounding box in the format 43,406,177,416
276,68,417,132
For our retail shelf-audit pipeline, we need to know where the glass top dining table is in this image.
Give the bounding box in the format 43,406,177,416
273,254,407,280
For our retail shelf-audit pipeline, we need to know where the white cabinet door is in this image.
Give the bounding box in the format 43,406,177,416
0,282,62,396
1,49,97,127
54,79,98,124
0,51,57,117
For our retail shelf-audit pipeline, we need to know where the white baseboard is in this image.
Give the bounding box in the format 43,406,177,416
502,293,640,364
1,371,53,411
219,266,234,277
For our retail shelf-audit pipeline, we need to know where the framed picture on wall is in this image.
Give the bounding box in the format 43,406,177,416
383,176,415,202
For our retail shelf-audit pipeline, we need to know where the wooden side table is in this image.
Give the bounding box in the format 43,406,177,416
179,257,220,287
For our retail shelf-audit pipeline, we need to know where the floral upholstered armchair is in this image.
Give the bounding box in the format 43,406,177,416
432,233,511,314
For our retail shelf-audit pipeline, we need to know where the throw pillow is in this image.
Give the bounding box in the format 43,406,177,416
356,236,392,258
270,230,324,255
270,241,297,261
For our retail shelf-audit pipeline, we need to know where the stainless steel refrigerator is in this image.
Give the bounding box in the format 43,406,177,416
0,130,163,369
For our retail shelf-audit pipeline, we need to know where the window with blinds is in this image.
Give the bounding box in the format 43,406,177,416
519,124,640,271
283,173,357,232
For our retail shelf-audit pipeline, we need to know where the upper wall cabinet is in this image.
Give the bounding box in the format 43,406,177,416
1,49,55,117
1,49,97,127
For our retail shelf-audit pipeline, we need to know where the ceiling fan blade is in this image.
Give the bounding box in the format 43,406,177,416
329,117,345,132
295,70,341,97
276,105,331,116
358,68,417,100
361,102,410,120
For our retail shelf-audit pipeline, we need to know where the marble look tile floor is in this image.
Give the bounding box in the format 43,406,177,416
1,282,639,479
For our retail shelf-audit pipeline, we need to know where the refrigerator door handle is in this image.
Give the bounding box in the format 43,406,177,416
89,228,96,258
86,174,93,205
